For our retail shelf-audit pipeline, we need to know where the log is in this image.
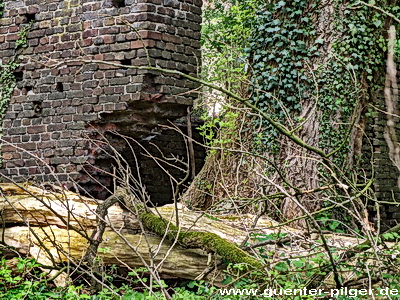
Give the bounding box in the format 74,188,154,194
0,183,285,282
0,183,215,281
0,183,297,242
0,183,138,231
1,226,211,280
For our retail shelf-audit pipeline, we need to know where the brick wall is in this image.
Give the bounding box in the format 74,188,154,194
364,71,400,230
0,0,204,202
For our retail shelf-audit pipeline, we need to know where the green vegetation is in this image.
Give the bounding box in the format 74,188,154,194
0,257,244,299
247,0,393,164
248,0,321,151
4,233,400,300
198,0,400,225
197,110,239,152
0,257,92,299
0,18,31,125
201,0,257,91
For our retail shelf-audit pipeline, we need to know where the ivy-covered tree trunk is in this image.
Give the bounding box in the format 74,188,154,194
249,0,398,227
280,1,336,225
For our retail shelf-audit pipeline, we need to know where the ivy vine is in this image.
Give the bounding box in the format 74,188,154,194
247,0,398,171
0,3,32,128
246,0,321,153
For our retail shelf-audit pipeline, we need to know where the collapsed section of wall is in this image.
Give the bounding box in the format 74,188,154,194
0,0,203,201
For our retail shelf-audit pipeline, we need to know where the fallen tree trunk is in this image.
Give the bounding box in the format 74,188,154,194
1,226,211,280
0,183,391,289
0,184,217,281
0,183,283,283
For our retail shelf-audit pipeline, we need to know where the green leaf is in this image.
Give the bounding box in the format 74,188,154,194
293,260,304,268
274,262,289,272
382,232,395,240
222,275,232,285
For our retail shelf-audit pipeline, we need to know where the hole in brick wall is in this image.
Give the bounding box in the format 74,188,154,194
56,82,64,92
120,59,131,66
32,100,42,114
13,71,24,82
23,13,36,23
22,86,33,95
111,0,126,8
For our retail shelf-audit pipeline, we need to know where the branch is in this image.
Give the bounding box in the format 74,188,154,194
84,188,127,265
354,1,400,24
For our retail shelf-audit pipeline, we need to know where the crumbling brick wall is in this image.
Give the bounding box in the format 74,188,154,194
0,0,204,202
364,70,400,230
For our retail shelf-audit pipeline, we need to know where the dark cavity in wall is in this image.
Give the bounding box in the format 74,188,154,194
55,82,63,92
81,118,206,204
111,0,126,8
32,100,42,114
120,59,131,66
22,86,33,95
23,13,36,23
13,71,23,82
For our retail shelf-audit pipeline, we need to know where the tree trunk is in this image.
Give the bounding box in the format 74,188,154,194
248,0,397,228
280,0,336,227
0,183,278,283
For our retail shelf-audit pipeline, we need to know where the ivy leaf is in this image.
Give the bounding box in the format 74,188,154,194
315,38,324,44
373,19,382,27
293,260,304,268
276,1,286,8
222,276,232,285
266,27,280,33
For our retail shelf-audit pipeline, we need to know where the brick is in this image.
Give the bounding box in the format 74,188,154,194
110,77,130,85
82,80,98,89
28,29,46,38
139,31,162,40
83,29,98,38
110,42,131,51
163,0,180,8
6,33,18,41
50,157,70,165
27,125,46,134
130,40,156,49
99,27,119,35
103,35,115,44
3,153,13,160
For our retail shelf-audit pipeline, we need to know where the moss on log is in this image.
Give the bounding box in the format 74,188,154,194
140,210,264,270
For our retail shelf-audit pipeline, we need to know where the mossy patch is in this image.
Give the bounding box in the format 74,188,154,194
139,210,264,270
